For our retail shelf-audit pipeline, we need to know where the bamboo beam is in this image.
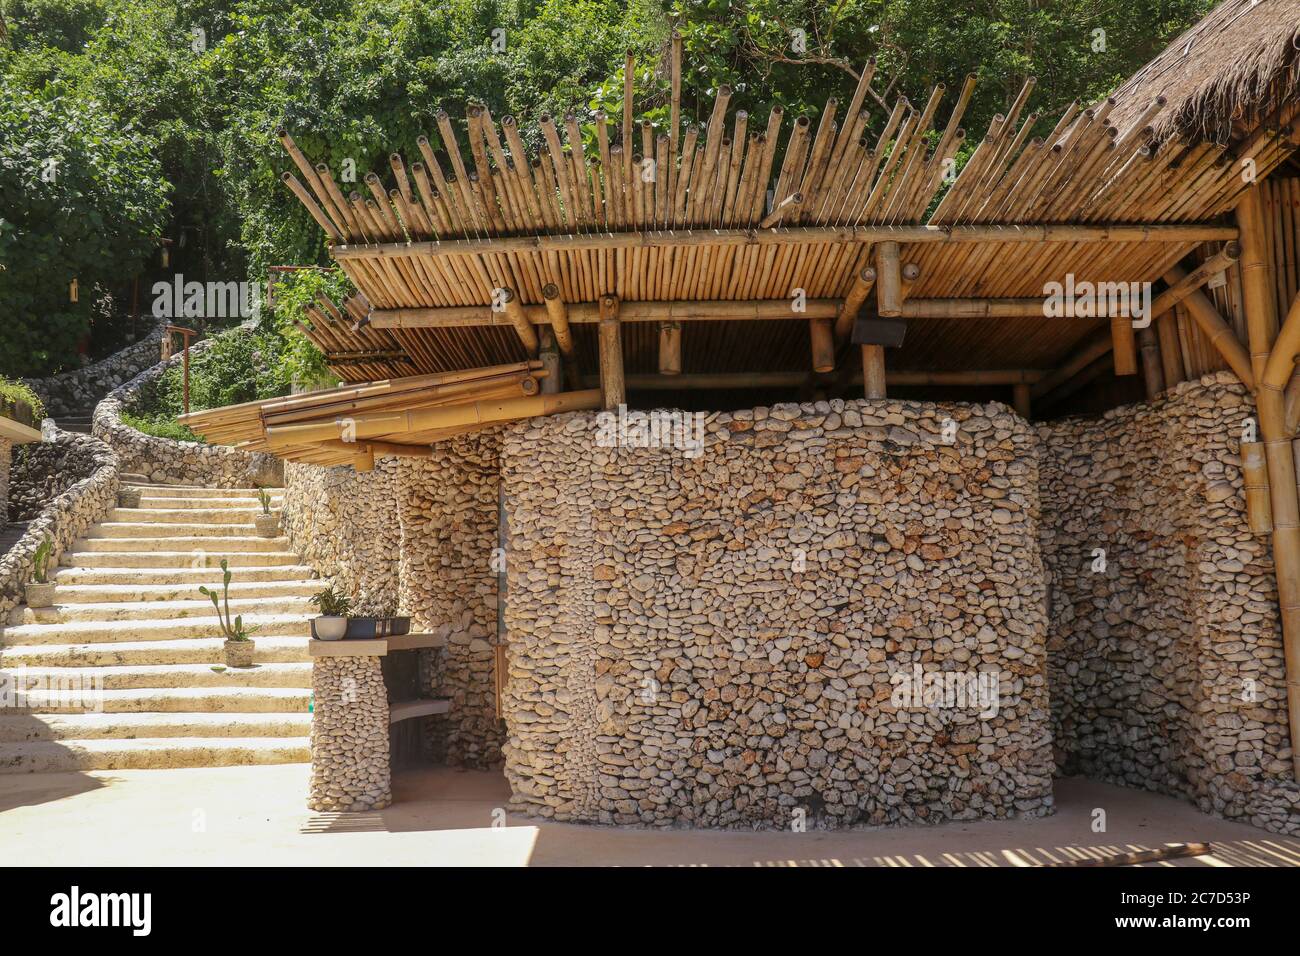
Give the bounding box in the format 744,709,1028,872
265,390,602,448
834,266,876,342
330,222,1239,261
541,283,574,357
498,287,540,355
372,298,842,328
596,369,1045,389
1164,266,1255,388
1030,331,1113,400
1149,242,1240,318
318,439,436,460
1156,311,1183,391
598,294,624,409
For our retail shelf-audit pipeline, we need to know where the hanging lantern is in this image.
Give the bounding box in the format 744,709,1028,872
69,278,79,303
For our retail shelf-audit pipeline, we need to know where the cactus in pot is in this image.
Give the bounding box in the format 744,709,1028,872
25,536,56,608
253,487,279,538
200,560,259,667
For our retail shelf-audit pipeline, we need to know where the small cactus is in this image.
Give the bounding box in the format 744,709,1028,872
199,559,258,642
31,535,52,584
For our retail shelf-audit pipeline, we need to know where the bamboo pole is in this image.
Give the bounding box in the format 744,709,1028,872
1011,383,1031,419
810,318,835,373
861,345,886,398
498,287,540,355
659,321,682,375
1255,288,1300,780
1111,316,1139,376
1165,266,1255,388
541,282,574,358
875,241,902,316
1243,441,1273,533
598,294,624,408
1238,184,1279,383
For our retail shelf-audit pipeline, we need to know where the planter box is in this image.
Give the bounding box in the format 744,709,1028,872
345,616,411,639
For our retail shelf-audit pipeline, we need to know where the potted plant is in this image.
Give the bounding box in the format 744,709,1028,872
199,559,259,667
346,595,410,638
309,586,351,640
119,486,142,508
253,487,279,538
25,536,55,608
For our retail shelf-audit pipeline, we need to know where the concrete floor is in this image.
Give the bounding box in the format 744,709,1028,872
0,765,1296,866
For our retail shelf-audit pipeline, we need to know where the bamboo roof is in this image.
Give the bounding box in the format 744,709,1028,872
273,0,1299,392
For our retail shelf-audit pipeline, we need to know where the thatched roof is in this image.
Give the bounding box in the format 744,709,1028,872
1110,0,1300,146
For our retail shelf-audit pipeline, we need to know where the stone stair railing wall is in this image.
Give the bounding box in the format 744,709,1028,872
1040,371,1300,837
94,333,282,488
0,425,119,621
23,319,169,419
7,425,115,524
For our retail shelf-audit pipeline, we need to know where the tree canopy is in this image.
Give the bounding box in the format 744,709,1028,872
0,0,1215,376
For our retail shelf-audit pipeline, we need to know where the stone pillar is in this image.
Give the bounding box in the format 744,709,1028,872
308,654,391,811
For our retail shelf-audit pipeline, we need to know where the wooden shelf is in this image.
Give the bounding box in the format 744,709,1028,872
389,698,451,724
308,633,447,657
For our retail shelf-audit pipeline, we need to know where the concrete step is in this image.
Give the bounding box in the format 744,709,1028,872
124,484,284,499
137,496,282,510
0,636,311,667
2,614,311,646
59,550,304,569
6,662,312,689
73,535,289,554
0,711,312,742
108,507,263,524
0,737,310,772
13,685,310,714
22,596,315,624
51,580,326,604
54,565,318,585
84,522,281,540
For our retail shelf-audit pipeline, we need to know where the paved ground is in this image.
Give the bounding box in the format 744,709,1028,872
0,765,1296,866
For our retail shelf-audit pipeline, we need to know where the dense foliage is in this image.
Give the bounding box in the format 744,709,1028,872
1,0,1216,380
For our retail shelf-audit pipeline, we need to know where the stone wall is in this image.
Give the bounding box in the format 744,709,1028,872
0,426,119,621
498,400,1055,828
281,458,401,607
1040,371,1300,836
399,435,505,769
0,438,10,522
7,427,114,522
309,654,391,811
25,320,168,417
283,434,506,769
94,336,282,488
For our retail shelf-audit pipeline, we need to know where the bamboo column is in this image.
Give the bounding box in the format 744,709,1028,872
1111,316,1139,376
810,318,835,373
659,321,682,375
1255,289,1300,780
539,328,561,394
876,242,903,316
862,346,886,398
1137,325,1163,399
599,294,625,409
1012,383,1031,419
1238,185,1278,384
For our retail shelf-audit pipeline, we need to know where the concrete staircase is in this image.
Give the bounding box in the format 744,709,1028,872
0,483,320,772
